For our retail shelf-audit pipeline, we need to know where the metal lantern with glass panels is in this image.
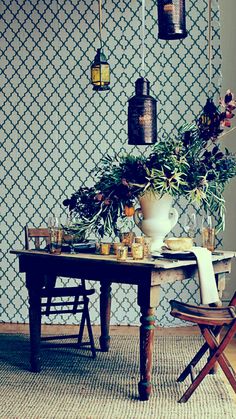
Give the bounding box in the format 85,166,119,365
91,48,110,91
91,0,110,91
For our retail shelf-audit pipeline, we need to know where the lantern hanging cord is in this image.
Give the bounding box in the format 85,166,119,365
99,0,103,49
140,0,146,76
208,0,212,95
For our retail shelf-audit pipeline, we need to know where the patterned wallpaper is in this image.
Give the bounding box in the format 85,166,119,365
1,0,221,326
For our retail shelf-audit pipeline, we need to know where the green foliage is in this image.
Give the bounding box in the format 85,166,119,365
63,123,236,237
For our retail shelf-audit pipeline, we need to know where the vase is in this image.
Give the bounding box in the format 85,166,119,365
133,192,179,252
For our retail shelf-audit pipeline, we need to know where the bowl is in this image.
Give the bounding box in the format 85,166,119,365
164,237,193,252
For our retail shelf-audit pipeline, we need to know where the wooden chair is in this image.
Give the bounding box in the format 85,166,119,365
25,226,96,358
170,292,236,403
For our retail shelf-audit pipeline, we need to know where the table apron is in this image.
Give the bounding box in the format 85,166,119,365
18,255,232,287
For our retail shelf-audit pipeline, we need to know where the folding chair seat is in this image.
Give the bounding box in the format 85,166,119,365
170,291,236,403
25,226,96,358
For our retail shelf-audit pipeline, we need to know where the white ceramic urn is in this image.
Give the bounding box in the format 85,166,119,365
134,192,179,252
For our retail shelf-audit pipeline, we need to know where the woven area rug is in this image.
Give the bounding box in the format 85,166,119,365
0,333,235,419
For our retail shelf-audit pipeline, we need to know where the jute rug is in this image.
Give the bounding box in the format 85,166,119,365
0,333,235,419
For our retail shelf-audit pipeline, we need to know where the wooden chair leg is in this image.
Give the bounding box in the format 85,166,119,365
77,307,86,346
85,305,96,359
45,296,53,316
202,326,236,392
178,325,222,382
177,342,209,382
179,322,236,403
77,298,96,359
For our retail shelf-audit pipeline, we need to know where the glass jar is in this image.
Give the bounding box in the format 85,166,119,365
116,245,128,261
132,243,144,260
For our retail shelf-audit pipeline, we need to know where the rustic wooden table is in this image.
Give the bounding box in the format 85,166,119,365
11,249,235,400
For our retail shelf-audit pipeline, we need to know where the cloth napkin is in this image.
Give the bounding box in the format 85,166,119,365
190,246,220,305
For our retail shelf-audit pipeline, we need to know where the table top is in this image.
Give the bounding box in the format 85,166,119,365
11,248,235,270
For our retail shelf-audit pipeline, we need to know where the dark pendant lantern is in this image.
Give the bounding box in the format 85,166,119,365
198,1,222,141
198,98,221,141
128,1,157,145
157,0,187,40
91,0,110,91
128,78,157,145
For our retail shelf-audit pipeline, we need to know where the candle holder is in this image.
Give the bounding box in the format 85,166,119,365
132,243,144,260
143,236,152,258
134,236,144,245
116,245,128,261
112,242,122,255
100,243,111,255
120,231,135,249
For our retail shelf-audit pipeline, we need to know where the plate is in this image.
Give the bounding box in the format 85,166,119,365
161,249,196,260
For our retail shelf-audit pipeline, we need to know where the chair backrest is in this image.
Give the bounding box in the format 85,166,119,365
25,226,50,250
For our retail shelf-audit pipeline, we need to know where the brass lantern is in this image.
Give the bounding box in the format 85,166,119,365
91,48,110,91
128,77,157,145
157,0,187,40
90,0,110,91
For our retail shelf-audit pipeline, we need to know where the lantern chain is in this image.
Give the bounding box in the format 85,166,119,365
208,0,212,96
99,0,103,49
140,0,146,77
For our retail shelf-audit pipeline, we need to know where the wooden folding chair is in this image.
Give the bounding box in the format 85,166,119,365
170,291,236,403
25,226,96,358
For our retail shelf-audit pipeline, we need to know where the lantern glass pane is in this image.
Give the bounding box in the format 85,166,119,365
91,64,110,87
91,65,101,84
100,64,110,83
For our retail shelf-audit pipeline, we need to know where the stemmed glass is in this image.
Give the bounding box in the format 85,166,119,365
65,213,78,253
183,213,197,242
47,215,62,254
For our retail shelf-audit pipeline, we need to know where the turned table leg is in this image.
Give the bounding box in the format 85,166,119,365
138,284,160,400
26,272,43,372
138,307,156,400
99,280,112,352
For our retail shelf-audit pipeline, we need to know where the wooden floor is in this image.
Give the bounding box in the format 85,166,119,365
1,323,235,402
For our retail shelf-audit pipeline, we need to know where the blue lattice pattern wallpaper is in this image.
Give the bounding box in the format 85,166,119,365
1,0,222,326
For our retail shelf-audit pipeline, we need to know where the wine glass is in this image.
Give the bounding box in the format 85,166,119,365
183,213,197,241
65,213,78,253
47,215,62,254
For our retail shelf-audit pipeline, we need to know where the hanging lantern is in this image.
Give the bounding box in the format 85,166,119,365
198,98,222,141
128,77,157,145
128,1,157,145
157,0,187,40
91,48,110,91
90,0,110,91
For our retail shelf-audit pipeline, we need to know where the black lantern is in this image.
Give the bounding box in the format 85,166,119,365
157,0,187,40
91,48,110,91
90,0,110,91
198,98,222,141
128,77,157,145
